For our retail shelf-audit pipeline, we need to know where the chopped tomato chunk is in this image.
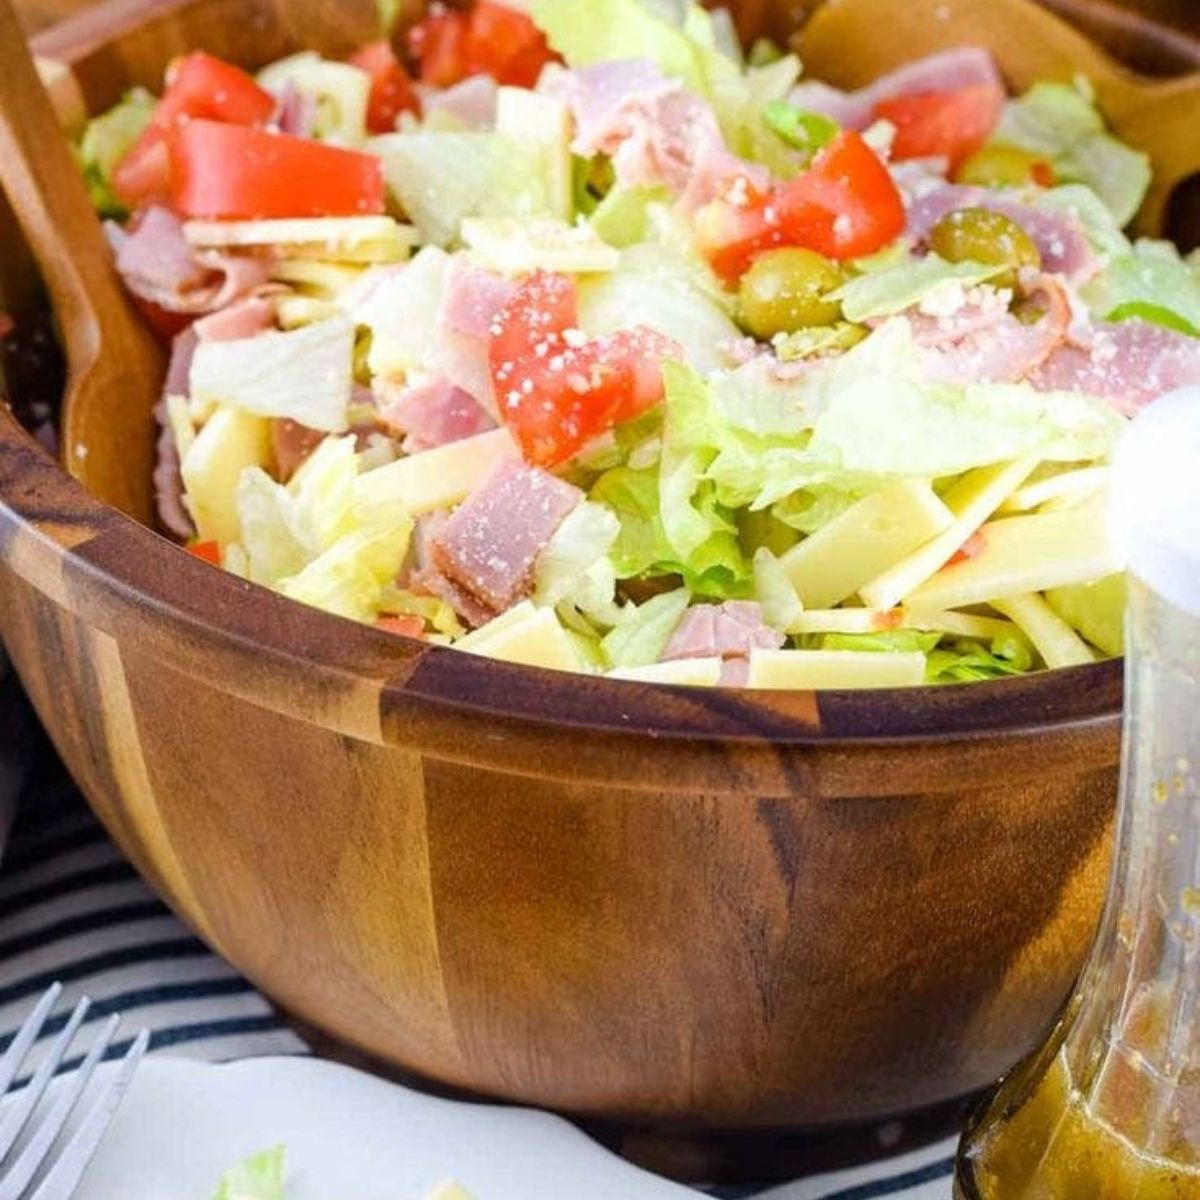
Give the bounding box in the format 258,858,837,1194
696,132,906,282
873,84,1005,172
187,540,222,566
350,40,421,132
408,1,558,89
376,614,427,640
168,120,386,219
114,51,275,208
488,272,679,467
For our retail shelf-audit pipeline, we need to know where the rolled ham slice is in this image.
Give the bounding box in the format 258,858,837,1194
377,376,496,454
788,47,1003,131
431,459,583,615
907,185,1100,286
1029,319,1200,415
107,206,272,315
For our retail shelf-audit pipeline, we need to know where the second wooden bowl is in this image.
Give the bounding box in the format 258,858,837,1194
5,0,1191,1136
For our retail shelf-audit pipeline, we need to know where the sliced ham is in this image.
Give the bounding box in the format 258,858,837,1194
193,294,278,342
907,185,1100,286
909,275,1072,385
271,419,326,482
406,512,501,629
431,459,582,615
108,206,272,315
1029,319,1200,416
154,327,200,539
543,59,763,204
418,75,499,129
662,601,785,663
272,80,317,138
377,376,496,454
788,47,1003,131
437,259,516,412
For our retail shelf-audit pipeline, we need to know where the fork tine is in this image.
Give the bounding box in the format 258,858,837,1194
0,1015,119,1200
0,987,63,1100
27,1030,149,1200
0,998,89,1166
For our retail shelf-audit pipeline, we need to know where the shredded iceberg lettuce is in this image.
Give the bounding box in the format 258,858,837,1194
210,1146,285,1200
994,80,1150,226
1084,238,1200,337
600,588,689,667
833,255,1007,323
75,89,156,218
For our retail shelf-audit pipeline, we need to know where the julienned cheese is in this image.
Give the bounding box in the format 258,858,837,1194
991,594,1095,669
906,497,1120,612
180,406,271,546
859,457,1038,610
354,427,519,515
746,650,927,690
779,480,954,610
456,602,583,672
608,658,722,686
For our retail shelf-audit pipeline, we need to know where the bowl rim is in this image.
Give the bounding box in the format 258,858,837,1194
0,406,1124,758
1,0,1146,762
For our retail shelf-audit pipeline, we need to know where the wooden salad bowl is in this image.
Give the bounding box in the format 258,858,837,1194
0,0,1194,1136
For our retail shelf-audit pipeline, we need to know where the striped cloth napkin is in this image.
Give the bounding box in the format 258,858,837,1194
0,698,954,1200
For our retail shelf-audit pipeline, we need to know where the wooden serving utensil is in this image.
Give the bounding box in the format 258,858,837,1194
0,0,159,523
796,0,1200,238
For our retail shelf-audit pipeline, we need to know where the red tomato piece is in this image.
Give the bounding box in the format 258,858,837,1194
168,120,385,219
350,40,421,132
114,51,275,208
780,131,907,260
696,133,905,282
408,9,470,87
489,273,678,467
408,1,558,89
464,1,557,86
131,294,194,343
187,540,222,566
873,84,1006,172
376,614,427,639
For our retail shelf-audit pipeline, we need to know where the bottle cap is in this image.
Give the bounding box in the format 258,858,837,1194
1111,386,1200,617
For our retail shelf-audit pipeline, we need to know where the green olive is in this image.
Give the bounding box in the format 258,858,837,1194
928,207,1042,291
739,248,845,340
956,143,1056,190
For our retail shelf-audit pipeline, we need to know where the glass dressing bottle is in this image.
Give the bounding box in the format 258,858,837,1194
955,386,1200,1200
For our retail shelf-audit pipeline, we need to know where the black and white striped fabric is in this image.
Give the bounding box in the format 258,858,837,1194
0,720,954,1200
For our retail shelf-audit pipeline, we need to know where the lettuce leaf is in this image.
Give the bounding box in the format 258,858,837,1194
533,500,621,615
751,548,803,630
833,254,1006,323
994,81,1150,226
532,0,706,91
1085,238,1200,337
925,634,1034,683
76,89,155,218
578,244,741,375
1035,184,1130,262
236,436,413,622
210,1147,285,1200
589,463,749,598
600,588,690,667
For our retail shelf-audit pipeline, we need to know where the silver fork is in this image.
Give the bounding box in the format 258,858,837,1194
0,984,148,1200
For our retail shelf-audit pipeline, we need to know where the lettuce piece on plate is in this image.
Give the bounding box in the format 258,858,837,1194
589,186,672,249
1085,239,1200,337
995,80,1150,226
751,547,803,631
210,1146,285,1200
189,317,355,432
75,88,156,218
601,588,690,668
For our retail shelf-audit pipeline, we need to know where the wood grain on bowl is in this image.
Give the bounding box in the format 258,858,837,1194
3,0,1189,1133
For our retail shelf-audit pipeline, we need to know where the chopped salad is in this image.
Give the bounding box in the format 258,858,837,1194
79,0,1200,689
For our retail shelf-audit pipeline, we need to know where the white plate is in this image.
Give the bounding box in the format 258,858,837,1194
26,1055,699,1200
